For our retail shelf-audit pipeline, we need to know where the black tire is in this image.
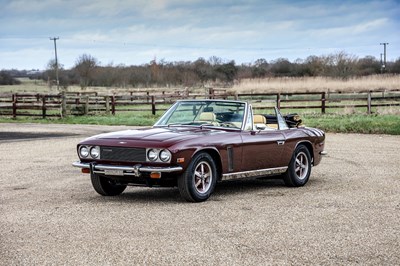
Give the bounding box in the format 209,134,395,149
91,172,127,196
283,145,312,187
178,152,217,202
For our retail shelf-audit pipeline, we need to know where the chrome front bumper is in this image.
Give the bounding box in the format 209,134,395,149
72,161,183,177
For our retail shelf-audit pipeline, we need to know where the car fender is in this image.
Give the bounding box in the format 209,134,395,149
191,147,223,179
294,140,314,164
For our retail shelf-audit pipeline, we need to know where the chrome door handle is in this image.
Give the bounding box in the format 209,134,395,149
277,140,285,145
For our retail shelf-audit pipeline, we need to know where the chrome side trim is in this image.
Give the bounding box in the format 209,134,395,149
72,161,183,176
222,166,288,181
320,151,328,156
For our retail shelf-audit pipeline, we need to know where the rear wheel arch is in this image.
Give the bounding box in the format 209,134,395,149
283,144,312,187
295,141,314,164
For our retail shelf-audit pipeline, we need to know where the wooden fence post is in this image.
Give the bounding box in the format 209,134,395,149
61,91,67,117
12,94,17,119
75,92,80,105
208,88,214,99
277,93,281,110
111,95,116,115
105,96,110,115
367,91,372,115
151,96,156,115
321,92,326,114
42,95,46,118
84,96,89,115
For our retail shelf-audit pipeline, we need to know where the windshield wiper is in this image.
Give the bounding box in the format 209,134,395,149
166,122,215,127
166,122,196,127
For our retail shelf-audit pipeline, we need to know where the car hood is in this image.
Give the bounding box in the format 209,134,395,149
80,126,227,148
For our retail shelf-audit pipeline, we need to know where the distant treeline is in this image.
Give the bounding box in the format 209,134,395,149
0,71,22,85
2,51,400,88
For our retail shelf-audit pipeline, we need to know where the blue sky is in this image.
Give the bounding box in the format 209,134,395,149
1,0,399,70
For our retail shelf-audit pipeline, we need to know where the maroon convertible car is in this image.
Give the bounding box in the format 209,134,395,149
73,100,326,202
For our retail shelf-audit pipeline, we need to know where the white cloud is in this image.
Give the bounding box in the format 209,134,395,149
352,18,388,33
1,0,399,69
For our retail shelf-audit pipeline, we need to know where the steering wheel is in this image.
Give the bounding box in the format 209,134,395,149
220,122,239,128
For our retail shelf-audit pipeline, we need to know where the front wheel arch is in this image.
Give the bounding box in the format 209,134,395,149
91,172,127,196
190,148,222,181
178,151,218,202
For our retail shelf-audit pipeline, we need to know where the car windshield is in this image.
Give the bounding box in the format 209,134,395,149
154,100,246,129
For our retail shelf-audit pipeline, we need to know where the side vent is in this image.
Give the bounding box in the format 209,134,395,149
227,146,234,172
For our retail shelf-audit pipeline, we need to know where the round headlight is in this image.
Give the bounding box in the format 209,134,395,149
79,146,89,158
159,149,171,162
90,146,100,159
147,149,158,161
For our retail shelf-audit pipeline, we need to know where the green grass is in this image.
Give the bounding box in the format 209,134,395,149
0,112,161,127
303,114,400,135
1,112,400,135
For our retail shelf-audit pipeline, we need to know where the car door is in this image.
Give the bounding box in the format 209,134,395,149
239,106,287,171
240,130,286,171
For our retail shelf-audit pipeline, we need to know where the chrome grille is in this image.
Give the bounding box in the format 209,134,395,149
100,147,146,162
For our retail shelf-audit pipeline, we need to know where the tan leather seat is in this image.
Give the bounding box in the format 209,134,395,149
197,112,219,126
254,114,277,130
199,112,216,122
253,114,266,124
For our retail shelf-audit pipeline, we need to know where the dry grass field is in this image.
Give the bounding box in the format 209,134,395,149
233,75,400,94
1,75,399,95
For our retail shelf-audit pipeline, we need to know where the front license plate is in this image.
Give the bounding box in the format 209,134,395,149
104,169,124,176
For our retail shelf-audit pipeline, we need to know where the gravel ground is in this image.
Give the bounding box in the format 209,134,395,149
0,123,399,265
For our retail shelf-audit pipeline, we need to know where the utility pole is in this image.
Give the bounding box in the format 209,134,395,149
380,53,383,74
50,37,60,90
380,42,389,73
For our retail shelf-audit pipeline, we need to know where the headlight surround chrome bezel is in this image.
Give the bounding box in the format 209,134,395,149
147,149,159,162
79,146,89,158
90,146,100,159
159,149,171,162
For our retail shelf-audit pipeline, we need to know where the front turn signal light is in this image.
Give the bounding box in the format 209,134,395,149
82,168,90,174
150,172,161,179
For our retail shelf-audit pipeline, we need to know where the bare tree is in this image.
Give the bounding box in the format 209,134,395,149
326,51,358,79
357,56,381,75
45,59,67,90
252,58,269,78
74,54,99,89
270,58,293,77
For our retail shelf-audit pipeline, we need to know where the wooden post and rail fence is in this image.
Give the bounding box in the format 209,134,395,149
0,88,399,119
